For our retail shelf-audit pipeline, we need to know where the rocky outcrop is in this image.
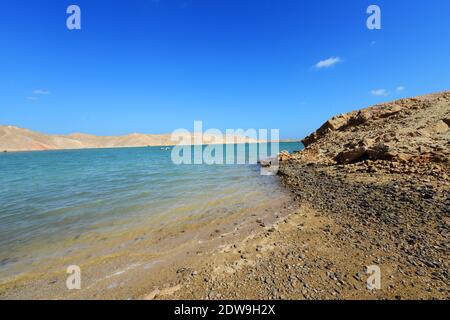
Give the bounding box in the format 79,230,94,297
295,91,450,169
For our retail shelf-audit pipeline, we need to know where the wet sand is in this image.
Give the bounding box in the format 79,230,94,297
0,190,293,299
2,165,447,300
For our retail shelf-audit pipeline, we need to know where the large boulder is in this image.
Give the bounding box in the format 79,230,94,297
418,120,449,136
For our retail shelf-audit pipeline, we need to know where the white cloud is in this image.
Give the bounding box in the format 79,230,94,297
370,89,389,96
314,57,341,69
33,89,50,95
396,86,406,92
26,96,38,101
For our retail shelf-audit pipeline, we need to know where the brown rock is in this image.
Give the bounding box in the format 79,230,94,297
418,120,449,136
443,117,450,127
279,151,291,162
335,147,367,164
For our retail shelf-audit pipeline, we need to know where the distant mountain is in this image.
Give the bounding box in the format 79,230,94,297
0,126,259,152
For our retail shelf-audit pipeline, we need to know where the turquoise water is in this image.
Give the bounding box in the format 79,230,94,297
0,142,302,280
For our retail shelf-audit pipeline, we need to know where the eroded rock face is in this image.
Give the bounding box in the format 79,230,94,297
295,91,450,169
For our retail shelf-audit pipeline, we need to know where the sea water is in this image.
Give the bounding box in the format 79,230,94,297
0,142,302,281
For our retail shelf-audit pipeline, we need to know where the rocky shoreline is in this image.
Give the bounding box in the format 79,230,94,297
277,163,449,298
276,91,450,299
164,92,449,300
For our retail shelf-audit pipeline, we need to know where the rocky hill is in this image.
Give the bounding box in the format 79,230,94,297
295,91,450,174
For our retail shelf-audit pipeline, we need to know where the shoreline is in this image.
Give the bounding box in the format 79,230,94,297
0,125,297,153
0,182,294,300
0,141,297,154
2,157,448,300
157,160,448,300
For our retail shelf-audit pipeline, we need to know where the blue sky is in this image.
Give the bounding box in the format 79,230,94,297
1,0,449,139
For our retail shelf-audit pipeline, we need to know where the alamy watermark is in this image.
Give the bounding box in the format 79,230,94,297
366,265,381,290
367,5,382,30
61,3,385,294
66,5,381,32
66,5,81,30
169,121,281,175
66,265,81,290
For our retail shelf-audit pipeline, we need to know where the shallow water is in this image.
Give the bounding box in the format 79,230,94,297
0,142,302,281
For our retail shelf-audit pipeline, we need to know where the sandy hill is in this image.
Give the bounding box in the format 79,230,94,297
0,126,258,152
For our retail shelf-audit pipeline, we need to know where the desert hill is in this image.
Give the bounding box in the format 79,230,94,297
0,126,258,152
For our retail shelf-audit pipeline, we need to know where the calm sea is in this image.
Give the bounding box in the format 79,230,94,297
0,142,302,281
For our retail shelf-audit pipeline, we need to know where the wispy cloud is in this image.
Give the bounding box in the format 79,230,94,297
370,89,389,96
33,89,50,95
26,89,50,101
370,86,405,97
314,56,341,69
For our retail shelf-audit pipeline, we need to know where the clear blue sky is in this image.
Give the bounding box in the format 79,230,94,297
1,0,449,139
